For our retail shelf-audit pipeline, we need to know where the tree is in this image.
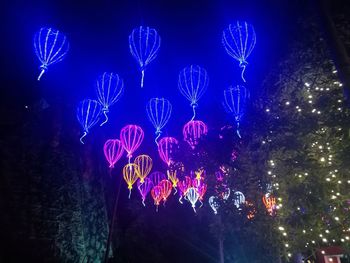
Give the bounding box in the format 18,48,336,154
259,17,350,261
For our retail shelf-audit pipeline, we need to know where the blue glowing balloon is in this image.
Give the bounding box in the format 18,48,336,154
33,27,69,81
222,21,256,82
146,98,172,145
96,72,124,126
129,26,161,88
76,99,102,144
223,85,250,138
178,65,209,121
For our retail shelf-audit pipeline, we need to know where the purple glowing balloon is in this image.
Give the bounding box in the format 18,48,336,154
149,171,166,187
137,178,154,206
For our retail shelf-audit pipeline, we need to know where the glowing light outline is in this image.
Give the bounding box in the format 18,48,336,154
34,27,69,80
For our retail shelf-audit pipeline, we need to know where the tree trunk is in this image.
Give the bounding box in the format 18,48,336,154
219,236,224,263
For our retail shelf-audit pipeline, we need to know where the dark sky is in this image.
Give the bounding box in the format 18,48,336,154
1,0,303,137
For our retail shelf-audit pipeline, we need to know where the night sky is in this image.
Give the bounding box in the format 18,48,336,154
1,0,349,262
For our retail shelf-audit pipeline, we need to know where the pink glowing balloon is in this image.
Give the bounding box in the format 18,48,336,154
120,124,144,161
183,120,208,149
137,178,154,206
149,171,166,187
103,139,125,168
178,176,192,204
151,185,163,211
159,179,172,202
158,137,178,166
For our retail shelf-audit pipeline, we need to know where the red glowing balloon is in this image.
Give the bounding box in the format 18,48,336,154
151,185,163,210
159,179,172,202
158,137,178,166
120,125,144,161
103,139,124,168
183,120,208,149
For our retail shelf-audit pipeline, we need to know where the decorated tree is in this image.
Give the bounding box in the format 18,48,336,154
258,18,350,261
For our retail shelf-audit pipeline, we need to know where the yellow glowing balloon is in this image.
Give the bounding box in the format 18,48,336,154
167,170,179,187
134,154,153,183
195,169,205,180
123,163,140,198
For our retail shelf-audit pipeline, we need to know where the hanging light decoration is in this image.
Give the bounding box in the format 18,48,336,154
76,99,102,144
158,137,178,166
33,27,69,80
245,200,257,220
120,125,144,163
151,185,163,212
209,196,220,215
167,170,179,193
134,154,153,183
137,178,153,206
233,191,245,209
149,171,166,187
178,176,192,204
96,72,124,126
195,180,207,207
222,21,256,82
223,85,250,138
146,98,172,145
103,139,124,168
262,194,277,216
129,26,161,88
123,163,140,198
183,120,208,149
178,65,209,120
186,187,200,213
159,179,172,203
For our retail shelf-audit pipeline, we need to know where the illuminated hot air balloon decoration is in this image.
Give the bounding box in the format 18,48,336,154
137,178,153,206
134,154,153,183
167,170,179,194
158,137,178,166
96,72,124,126
209,196,220,215
193,179,207,207
263,194,276,216
183,120,208,149
223,85,250,138
186,187,200,213
222,21,256,82
159,179,172,203
233,191,245,209
33,27,69,81
178,65,209,120
178,176,192,204
149,171,166,187
129,26,161,88
76,99,102,144
123,163,140,198
245,200,257,220
120,125,144,163
151,185,163,212
103,139,124,169
146,98,172,145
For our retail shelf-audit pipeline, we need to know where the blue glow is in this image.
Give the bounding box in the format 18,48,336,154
178,65,209,121
146,98,172,145
76,99,102,144
223,85,250,138
129,26,161,88
33,27,69,81
222,21,256,82
96,72,124,126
